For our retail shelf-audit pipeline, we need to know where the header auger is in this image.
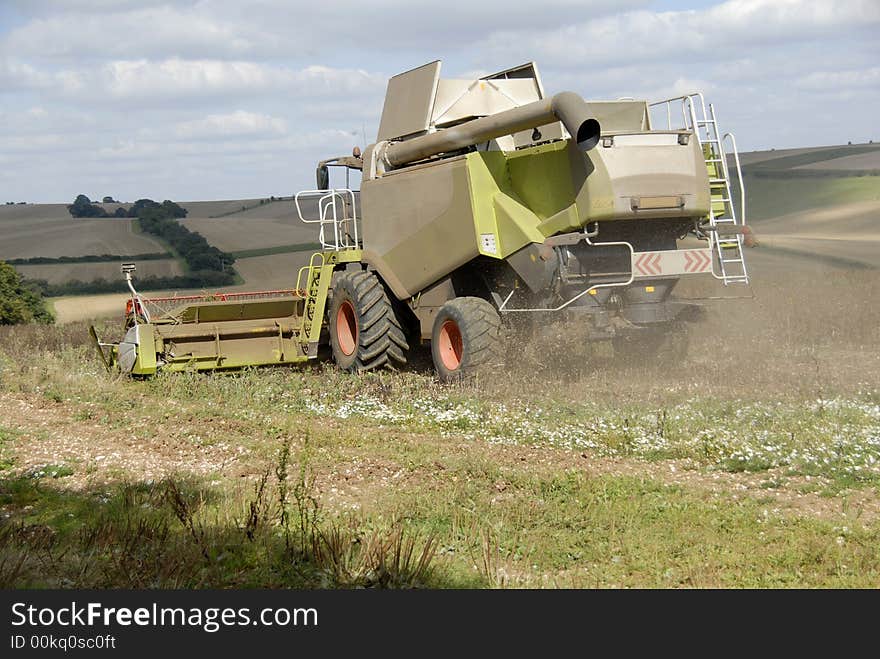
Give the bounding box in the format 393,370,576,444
91,60,751,381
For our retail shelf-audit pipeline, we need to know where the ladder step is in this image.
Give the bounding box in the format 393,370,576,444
697,119,716,124
722,258,744,263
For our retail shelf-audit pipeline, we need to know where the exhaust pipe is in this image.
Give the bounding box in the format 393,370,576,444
381,91,600,170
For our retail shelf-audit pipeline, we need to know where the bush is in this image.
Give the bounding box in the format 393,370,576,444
0,261,53,325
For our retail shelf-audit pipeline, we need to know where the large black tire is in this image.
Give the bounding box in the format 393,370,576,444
329,271,408,372
431,297,503,382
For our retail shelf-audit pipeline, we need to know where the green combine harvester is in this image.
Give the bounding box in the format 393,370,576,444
91,61,751,381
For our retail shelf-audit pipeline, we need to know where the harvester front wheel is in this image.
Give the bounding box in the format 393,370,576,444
329,271,408,372
431,297,503,382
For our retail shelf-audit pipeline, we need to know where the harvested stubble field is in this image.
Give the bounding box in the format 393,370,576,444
0,204,165,260
0,249,878,588
14,258,183,285
178,196,316,253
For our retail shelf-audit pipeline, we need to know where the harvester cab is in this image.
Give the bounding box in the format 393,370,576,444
91,59,751,381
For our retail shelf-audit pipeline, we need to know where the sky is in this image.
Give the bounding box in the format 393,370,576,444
1,0,878,203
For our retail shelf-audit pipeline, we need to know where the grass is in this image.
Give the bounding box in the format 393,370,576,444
0,472,448,588
0,262,879,588
1,430,877,588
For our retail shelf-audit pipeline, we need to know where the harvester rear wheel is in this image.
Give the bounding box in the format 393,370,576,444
431,297,503,382
329,271,408,372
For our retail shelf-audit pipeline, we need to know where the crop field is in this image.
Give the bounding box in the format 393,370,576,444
1,243,878,588
180,216,316,252
0,204,165,260
181,199,266,218
14,258,183,285
735,142,880,169
798,151,880,171
232,252,315,290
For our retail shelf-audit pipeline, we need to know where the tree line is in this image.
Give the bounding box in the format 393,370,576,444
26,271,237,298
8,252,169,265
68,195,191,219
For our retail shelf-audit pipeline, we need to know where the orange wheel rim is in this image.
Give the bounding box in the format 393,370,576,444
438,320,463,371
336,300,358,356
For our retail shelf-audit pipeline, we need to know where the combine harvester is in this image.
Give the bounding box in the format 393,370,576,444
91,61,751,381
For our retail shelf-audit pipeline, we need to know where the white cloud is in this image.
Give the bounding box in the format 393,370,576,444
41,59,386,103
0,58,50,90
3,1,650,59
102,59,280,99
795,67,880,92
2,6,255,59
174,110,288,139
486,0,880,67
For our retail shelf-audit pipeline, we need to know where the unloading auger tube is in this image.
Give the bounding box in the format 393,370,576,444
380,91,601,169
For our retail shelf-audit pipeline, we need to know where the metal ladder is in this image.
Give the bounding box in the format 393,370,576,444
650,93,749,285
296,252,325,343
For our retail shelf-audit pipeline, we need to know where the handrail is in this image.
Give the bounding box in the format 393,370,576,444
649,92,707,140
295,188,359,251
722,132,746,227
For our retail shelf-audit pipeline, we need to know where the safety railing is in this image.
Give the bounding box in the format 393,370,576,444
294,188,360,251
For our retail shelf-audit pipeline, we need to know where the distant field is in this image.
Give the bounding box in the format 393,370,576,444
743,175,880,221
51,293,131,324
755,200,879,237
15,258,182,285
737,146,880,266
181,215,317,251
736,143,879,168
0,205,165,260
797,151,880,171
181,199,265,218
231,251,314,290
740,144,880,173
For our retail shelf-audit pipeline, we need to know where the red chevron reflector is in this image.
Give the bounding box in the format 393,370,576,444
632,249,713,277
